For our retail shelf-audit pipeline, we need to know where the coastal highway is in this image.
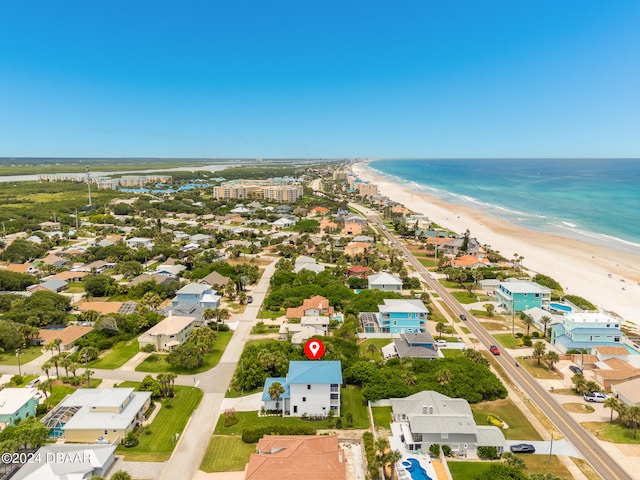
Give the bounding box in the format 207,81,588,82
358,205,632,480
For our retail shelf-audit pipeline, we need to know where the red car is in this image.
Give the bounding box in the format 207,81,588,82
489,345,500,355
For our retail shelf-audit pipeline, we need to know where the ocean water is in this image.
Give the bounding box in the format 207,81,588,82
368,159,640,255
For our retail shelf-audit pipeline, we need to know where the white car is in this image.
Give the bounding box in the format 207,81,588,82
584,392,608,403
436,340,447,346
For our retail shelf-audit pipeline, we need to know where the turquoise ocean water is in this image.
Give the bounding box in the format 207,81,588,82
368,159,640,256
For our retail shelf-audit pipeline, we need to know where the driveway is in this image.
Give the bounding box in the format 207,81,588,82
505,439,582,458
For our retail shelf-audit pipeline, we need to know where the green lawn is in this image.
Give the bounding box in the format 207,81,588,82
258,310,285,320
448,461,493,479
450,291,480,304
518,357,561,380
493,334,519,349
341,385,370,429
440,349,464,358
0,347,43,366
581,421,640,444
418,258,435,268
90,339,140,369
65,282,85,293
201,436,256,472
117,385,203,461
359,338,392,360
449,456,570,480
471,398,543,440
459,327,471,335
214,411,329,436
135,331,232,374
371,406,392,430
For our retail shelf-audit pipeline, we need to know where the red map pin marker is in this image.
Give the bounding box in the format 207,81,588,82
304,339,325,360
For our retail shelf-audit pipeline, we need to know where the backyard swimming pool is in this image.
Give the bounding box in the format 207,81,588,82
402,458,433,480
549,303,572,312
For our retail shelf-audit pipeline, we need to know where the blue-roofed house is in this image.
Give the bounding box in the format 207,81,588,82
376,299,428,334
171,283,221,309
262,361,342,417
551,311,626,353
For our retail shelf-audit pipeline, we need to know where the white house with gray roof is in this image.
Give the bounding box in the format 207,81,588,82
388,391,505,458
368,272,403,292
138,314,198,351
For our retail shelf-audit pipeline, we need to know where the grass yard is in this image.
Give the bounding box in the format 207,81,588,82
418,258,435,268
450,291,480,304
258,310,286,320
359,338,392,360
371,406,392,430
581,421,640,444
479,321,510,331
1,347,43,365
341,385,370,429
459,326,471,335
563,403,594,414
471,398,543,440
522,455,573,478
519,357,561,380
440,349,464,358
201,436,256,472
135,331,232,374
90,339,140,369
448,461,493,478
493,334,519,349
117,386,203,461
65,281,85,293
214,410,329,436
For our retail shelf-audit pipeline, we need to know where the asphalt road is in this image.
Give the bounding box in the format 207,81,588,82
360,206,632,480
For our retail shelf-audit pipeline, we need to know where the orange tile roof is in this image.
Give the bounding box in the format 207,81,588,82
37,326,93,347
5,263,36,273
77,301,124,315
246,435,346,480
454,255,490,267
286,295,334,319
53,271,87,281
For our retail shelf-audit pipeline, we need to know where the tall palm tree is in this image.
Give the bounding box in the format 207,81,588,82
41,360,53,380
540,315,552,337
85,369,94,388
522,314,534,336
604,397,620,423
268,381,286,414
386,450,403,480
437,369,452,386
366,343,378,359
627,406,640,439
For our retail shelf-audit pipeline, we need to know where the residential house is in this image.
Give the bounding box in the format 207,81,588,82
171,283,221,309
368,272,403,292
319,218,338,233
494,280,551,313
388,390,506,458
611,377,640,406
3,263,39,275
347,265,370,278
376,299,428,334
592,358,640,389
550,311,626,353
155,264,187,276
189,233,213,244
129,273,178,288
286,295,334,320
440,235,481,256
245,435,346,480
138,314,198,351
352,235,374,243
341,216,367,236
43,388,151,443
40,254,68,268
125,237,154,250
199,271,231,289
293,256,325,274
28,277,67,293
12,444,116,480
279,324,325,345
77,302,127,316
272,217,297,228
262,361,342,417
35,326,94,352
308,206,330,217
392,332,439,360
51,271,87,283
344,242,371,257
0,388,39,429
453,254,490,269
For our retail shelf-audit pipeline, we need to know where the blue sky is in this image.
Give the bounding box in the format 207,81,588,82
1,1,639,158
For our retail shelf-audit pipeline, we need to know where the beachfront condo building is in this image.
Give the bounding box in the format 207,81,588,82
213,179,304,203
494,280,551,313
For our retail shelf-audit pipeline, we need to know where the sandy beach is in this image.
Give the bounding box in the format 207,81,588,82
352,162,640,329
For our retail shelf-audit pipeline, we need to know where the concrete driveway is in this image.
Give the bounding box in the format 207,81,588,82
505,439,583,458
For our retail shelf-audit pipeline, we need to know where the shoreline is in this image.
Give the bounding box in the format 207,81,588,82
352,161,640,328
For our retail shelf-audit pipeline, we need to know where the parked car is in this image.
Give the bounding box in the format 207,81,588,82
459,314,467,321
26,378,40,387
247,296,253,304
436,339,447,346
510,444,535,453
489,345,500,355
569,365,582,374
584,392,608,403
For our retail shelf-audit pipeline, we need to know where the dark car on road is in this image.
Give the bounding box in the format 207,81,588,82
569,365,582,374
510,444,535,453
489,345,500,355
459,314,467,321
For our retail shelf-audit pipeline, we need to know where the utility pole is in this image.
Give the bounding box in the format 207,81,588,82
16,349,22,377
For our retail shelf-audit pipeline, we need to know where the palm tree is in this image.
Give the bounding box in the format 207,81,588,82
110,471,132,480
386,449,403,480
166,373,177,397
85,369,94,388
627,406,640,439
522,314,534,336
435,321,446,339
53,338,63,355
545,351,559,371
68,362,79,385
604,397,620,423
436,368,452,386
268,381,286,414
366,343,378,359
540,315,552,337
572,373,586,394
191,327,217,354
483,303,495,317
41,360,53,380
533,341,546,366
402,372,417,387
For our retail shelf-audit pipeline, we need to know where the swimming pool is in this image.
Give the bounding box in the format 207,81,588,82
549,303,572,312
402,458,433,480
